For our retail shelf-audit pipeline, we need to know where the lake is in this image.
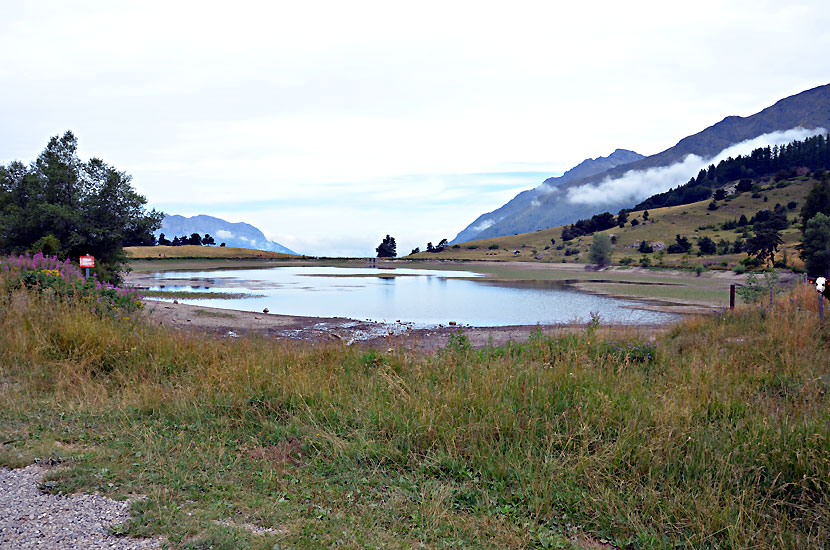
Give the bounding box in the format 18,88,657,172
145,266,678,327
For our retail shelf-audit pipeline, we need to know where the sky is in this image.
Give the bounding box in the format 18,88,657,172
1,1,829,256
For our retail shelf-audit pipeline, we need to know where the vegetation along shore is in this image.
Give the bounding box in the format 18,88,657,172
1,251,828,549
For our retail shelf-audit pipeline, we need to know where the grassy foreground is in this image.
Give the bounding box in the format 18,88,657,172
1,287,828,549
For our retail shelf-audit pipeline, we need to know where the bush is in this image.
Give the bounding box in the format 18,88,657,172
488,244,499,250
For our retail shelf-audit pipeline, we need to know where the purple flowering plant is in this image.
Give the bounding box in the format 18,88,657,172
1,252,143,313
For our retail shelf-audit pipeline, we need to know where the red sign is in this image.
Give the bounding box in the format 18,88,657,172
80,256,95,268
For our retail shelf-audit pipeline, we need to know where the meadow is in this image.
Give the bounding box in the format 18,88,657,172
1,256,828,549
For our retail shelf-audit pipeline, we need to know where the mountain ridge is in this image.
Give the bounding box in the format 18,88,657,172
454,83,830,242
155,214,297,255
451,148,644,243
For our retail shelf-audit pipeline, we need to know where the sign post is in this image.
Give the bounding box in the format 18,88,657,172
80,255,95,280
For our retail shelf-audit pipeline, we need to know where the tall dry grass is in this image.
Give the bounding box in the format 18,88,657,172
0,282,828,548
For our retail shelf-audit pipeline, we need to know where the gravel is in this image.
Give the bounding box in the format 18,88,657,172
0,465,164,549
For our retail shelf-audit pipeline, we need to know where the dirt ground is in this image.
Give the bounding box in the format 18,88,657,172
140,300,672,352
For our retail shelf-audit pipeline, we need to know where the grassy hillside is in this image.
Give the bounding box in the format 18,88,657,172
1,280,828,548
413,175,815,269
125,245,298,260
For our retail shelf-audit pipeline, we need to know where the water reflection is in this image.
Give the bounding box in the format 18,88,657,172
145,266,677,327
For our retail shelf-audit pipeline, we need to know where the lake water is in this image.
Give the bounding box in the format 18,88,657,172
146,266,677,327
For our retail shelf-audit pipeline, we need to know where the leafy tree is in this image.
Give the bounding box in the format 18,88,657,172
630,218,639,227
667,235,692,254
713,188,727,200
800,179,830,231
617,211,628,227
202,234,216,246
642,210,649,220
0,131,162,282
638,240,653,253
220,242,226,247
157,233,171,246
746,224,783,266
707,200,718,211
697,236,716,255
588,233,612,267
376,235,396,258
409,247,420,255
29,234,61,256
801,212,830,276
187,233,203,246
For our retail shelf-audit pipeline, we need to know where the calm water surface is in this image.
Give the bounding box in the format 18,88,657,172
147,266,677,327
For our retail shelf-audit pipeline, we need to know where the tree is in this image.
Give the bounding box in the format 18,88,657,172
202,234,215,246
157,233,171,246
697,236,716,255
588,233,612,267
638,240,653,253
642,210,649,220
0,131,163,282
630,218,639,227
376,235,396,258
746,224,783,266
667,234,692,254
187,233,203,246
617,211,628,227
409,247,420,255
801,212,830,276
800,180,830,232
713,188,727,200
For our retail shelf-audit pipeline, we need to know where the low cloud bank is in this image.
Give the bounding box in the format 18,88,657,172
566,127,827,206
471,219,496,232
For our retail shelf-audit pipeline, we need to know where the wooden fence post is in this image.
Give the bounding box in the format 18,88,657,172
730,284,735,309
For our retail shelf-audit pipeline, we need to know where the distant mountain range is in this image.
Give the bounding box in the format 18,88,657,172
453,83,830,243
155,214,297,255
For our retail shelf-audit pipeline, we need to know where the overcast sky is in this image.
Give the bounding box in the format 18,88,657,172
2,1,829,256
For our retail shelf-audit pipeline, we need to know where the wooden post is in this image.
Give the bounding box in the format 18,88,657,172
730,284,735,309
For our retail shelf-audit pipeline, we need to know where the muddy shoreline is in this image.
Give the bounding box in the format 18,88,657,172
141,299,675,352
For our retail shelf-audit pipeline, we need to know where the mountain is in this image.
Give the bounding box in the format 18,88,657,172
451,149,644,243
454,83,830,242
156,214,297,255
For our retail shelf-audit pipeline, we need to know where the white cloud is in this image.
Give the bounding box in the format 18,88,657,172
215,229,234,239
566,127,828,206
471,219,496,233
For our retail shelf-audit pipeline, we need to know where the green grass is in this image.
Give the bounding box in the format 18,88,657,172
1,285,828,549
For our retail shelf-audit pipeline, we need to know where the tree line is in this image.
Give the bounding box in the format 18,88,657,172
157,233,221,246
636,134,830,211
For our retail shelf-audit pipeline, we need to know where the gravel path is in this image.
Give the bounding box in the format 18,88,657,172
0,465,164,549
